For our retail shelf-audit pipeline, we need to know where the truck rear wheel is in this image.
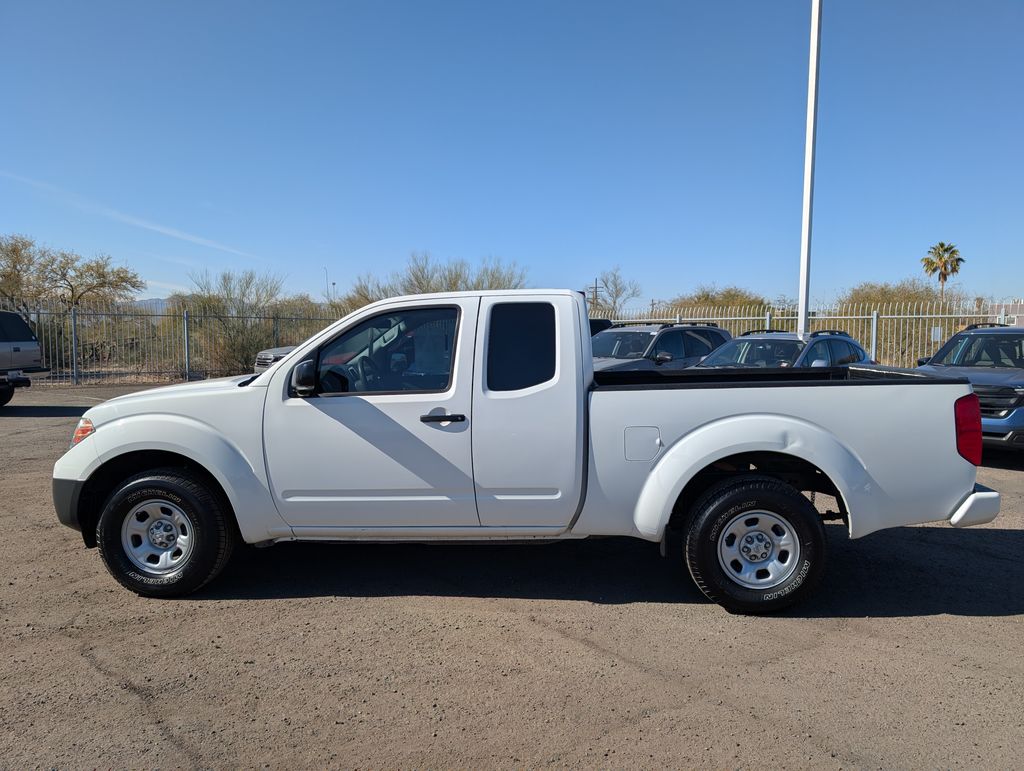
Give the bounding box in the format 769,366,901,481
683,475,826,614
0,385,13,407
96,468,236,597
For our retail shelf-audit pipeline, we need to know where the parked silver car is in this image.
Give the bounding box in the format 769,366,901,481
0,311,46,407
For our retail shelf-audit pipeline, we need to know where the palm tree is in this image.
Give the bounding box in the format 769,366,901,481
921,242,965,301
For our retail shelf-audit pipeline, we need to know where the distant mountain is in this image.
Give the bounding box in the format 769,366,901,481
134,298,169,313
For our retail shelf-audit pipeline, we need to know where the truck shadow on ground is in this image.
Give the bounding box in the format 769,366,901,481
205,524,1024,618
982,449,1024,471
0,405,89,418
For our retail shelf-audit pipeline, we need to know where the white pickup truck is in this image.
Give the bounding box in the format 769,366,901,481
53,290,1000,612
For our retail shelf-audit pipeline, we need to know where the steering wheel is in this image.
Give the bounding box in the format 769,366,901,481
356,356,380,390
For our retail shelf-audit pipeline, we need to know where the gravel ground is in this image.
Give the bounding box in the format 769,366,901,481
1,384,1022,768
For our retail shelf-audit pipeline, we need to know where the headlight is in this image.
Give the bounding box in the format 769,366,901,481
71,418,95,447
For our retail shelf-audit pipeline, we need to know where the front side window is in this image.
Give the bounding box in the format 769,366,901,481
683,330,717,357
803,340,832,367
487,302,556,391
317,306,458,394
652,331,685,358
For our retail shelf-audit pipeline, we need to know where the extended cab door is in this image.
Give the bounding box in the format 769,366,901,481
263,297,481,529
471,294,587,528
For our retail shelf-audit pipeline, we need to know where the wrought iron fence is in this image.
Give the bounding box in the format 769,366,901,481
596,301,1022,368
1,299,335,385
1,297,1020,385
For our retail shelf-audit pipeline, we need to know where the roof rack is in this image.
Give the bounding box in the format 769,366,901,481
963,323,1009,331
740,329,789,336
808,329,852,338
609,321,719,329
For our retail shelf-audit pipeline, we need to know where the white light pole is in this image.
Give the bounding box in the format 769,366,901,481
797,0,822,337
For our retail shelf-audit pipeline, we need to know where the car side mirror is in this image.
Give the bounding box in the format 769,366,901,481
290,360,317,397
916,357,930,367
654,352,673,365
810,359,829,368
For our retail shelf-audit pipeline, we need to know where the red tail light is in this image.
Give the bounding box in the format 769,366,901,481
954,393,982,466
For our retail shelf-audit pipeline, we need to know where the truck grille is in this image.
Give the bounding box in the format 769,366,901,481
255,353,277,368
972,385,1024,419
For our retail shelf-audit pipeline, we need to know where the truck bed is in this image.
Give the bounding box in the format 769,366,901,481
593,364,967,389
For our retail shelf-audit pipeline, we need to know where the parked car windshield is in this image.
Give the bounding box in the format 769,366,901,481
699,338,805,368
591,330,653,359
930,333,1024,368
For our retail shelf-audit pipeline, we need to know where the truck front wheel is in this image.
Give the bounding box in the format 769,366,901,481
96,469,236,597
683,476,826,614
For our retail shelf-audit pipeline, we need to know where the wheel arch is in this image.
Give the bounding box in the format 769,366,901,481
77,450,234,547
633,414,871,541
75,413,291,547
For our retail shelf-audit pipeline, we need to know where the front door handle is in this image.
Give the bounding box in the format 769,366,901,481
420,413,466,423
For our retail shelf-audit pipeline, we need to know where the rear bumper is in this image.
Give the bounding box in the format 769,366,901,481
948,484,1000,528
1,375,31,389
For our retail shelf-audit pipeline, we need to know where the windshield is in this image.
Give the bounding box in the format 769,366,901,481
591,330,654,359
699,338,805,368
930,333,1024,368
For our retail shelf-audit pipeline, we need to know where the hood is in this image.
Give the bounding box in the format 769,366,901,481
593,357,657,373
258,346,297,357
918,365,1024,387
85,375,256,423
592,356,622,371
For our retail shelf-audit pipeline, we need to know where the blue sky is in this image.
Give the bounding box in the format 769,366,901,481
1,0,1021,304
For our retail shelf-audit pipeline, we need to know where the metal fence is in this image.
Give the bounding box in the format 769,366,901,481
596,301,1022,368
2,298,1021,385
1,299,335,385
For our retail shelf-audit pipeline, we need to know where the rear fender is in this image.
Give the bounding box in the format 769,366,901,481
633,413,874,540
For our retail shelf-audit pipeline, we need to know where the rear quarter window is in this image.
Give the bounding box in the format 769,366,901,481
0,312,35,342
487,302,556,391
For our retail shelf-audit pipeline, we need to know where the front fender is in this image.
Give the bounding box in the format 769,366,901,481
633,413,875,540
86,413,292,543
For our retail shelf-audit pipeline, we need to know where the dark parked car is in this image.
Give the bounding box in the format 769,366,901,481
918,323,1024,450
0,310,46,407
695,329,872,370
591,322,731,372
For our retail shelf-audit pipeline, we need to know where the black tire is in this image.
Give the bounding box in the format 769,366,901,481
96,468,236,597
0,385,13,407
683,475,826,614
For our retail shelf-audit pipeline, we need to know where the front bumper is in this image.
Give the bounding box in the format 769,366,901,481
982,408,1024,450
948,484,1000,528
53,477,85,532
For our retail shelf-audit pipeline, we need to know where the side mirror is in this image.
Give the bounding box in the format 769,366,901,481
654,352,673,365
916,357,930,367
290,360,317,397
810,359,829,368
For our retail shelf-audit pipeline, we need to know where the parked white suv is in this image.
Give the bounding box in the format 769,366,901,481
53,290,999,613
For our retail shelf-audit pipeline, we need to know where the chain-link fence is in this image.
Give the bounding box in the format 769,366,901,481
2,297,1021,385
